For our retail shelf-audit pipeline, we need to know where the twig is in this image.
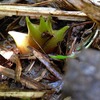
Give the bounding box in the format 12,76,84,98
0,4,88,21
30,0,56,7
0,65,49,90
30,48,63,80
9,53,22,81
68,37,77,55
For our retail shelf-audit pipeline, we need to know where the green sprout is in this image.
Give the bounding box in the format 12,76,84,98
9,16,69,54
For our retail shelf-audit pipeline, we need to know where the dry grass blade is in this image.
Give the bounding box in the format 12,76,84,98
0,4,88,21
0,91,45,98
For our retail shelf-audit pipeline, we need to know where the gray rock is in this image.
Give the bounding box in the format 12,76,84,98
63,49,100,100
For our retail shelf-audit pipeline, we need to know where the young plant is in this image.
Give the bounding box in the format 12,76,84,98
9,16,69,54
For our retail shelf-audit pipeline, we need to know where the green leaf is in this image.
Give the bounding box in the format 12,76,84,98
26,17,40,37
46,16,53,34
43,25,69,52
39,16,47,33
26,17,45,46
54,26,69,41
49,54,75,60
